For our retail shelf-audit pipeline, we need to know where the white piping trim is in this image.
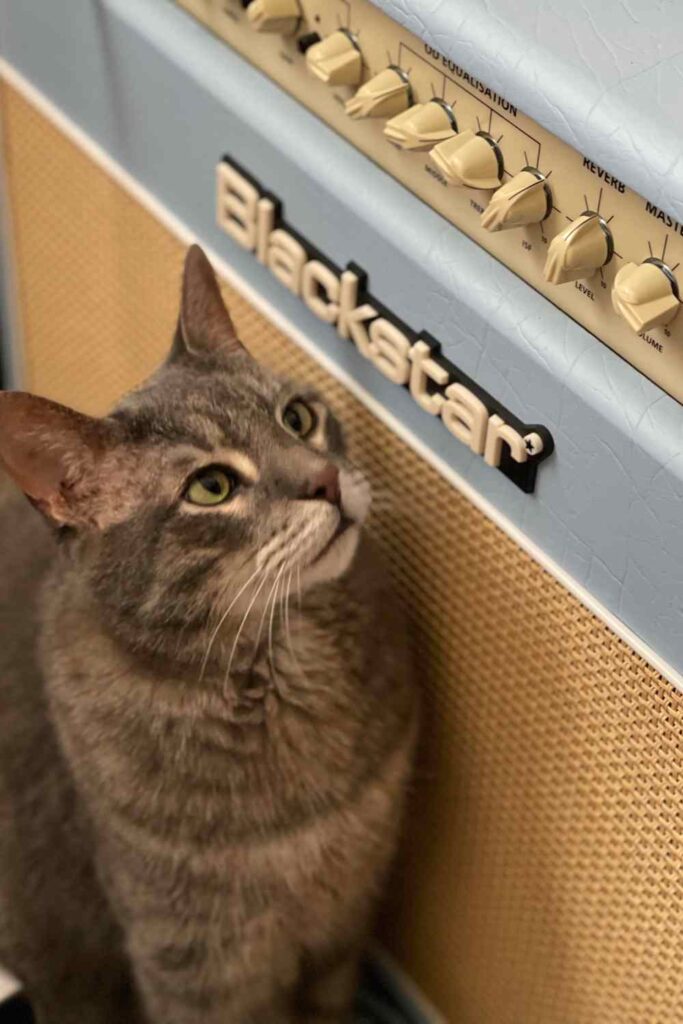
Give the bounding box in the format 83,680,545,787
2,57,681,692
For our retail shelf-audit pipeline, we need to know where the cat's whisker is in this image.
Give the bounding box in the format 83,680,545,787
267,566,287,676
284,565,338,698
198,563,265,683
283,569,311,691
253,562,286,660
223,569,272,690
366,495,424,526
363,482,398,502
270,571,316,710
284,569,293,651
282,570,296,665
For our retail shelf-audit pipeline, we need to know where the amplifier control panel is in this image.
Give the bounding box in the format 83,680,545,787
177,0,683,404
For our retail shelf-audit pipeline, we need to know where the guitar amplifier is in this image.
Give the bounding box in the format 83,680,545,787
2,1,683,1021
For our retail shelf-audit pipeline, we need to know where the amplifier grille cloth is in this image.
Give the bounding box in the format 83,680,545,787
3,82,683,1024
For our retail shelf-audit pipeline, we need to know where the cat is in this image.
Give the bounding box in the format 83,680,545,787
0,245,418,1024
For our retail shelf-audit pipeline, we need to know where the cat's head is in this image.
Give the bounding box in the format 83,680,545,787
0,246,370,655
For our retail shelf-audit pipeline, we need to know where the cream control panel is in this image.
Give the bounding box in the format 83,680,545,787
177,0,683,403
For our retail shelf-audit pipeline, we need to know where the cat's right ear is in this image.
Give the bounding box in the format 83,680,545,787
169,244,246,364
0,392,114,529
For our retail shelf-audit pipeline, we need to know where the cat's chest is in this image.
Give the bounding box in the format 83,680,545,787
55,669,379,838
100,725,411,950
48,623,407,850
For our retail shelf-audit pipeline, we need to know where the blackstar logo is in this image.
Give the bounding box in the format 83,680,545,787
216,157,554,493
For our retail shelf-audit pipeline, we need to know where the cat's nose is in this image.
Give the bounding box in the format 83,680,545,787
305,465,341,506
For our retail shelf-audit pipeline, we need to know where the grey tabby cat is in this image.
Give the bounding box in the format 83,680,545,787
0,246,417,1024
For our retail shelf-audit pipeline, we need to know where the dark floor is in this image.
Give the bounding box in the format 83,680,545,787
0,961,422,1023
0,996,409,1024
0,997,33,1024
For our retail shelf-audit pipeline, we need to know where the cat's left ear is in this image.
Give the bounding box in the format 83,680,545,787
170,244,245,363
0,392,115,529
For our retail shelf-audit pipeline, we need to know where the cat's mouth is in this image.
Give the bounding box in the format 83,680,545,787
312,513,356,564
300,468,368,581
309,512,360,569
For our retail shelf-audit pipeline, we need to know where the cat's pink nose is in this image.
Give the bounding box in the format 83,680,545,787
306,465,341,506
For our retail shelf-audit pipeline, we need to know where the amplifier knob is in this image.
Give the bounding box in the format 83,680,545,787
428,130,503,190
481,168,552,232
345,66,411,119
384,99,457,151
612,259,680,332
544,213,613,285
305,30,362,86
245,0,301,34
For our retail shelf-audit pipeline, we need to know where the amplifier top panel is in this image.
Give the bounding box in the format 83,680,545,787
371,0,683,224
177,0,683,404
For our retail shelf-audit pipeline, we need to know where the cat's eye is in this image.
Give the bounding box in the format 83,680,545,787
282,399,316,439
185,467,237,506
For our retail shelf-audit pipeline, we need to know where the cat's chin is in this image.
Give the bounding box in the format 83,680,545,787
299,520,362,587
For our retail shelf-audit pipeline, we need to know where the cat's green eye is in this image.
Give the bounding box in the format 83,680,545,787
185,468,236,506
282,399,316,439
